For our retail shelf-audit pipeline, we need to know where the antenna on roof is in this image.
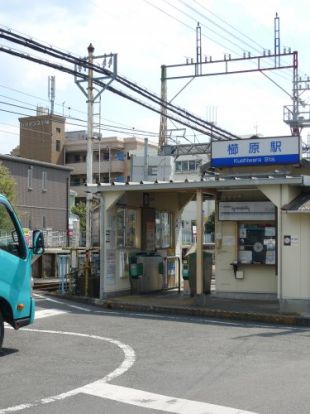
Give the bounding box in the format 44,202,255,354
48,75,55,115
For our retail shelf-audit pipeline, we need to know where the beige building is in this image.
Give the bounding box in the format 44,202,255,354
65,131,158,201
19,112,65,165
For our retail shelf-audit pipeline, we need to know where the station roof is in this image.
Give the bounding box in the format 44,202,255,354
282,193,310,213
87,174,310,194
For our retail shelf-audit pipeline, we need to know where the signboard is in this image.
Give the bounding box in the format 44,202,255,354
219,201,276,221
211,136,300,167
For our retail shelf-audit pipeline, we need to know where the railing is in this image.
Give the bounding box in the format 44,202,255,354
26,229,79,248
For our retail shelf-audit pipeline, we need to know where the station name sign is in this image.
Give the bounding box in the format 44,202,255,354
219,201,276,221
211,136,300,168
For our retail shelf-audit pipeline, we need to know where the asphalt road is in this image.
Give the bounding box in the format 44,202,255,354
1,293,310,414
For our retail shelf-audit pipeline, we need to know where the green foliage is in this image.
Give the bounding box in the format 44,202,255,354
205,210,215,234
0,163,16,206
71,202,86,232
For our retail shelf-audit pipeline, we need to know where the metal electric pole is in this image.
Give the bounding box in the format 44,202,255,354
159,16,300,155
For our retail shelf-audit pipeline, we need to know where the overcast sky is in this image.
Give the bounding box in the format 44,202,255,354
0,0,309,153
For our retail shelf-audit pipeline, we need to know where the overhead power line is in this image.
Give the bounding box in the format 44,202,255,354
0,26,239,141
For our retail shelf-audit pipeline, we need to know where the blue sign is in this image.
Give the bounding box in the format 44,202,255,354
211,136,300,167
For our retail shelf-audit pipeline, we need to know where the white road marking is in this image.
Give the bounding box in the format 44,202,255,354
33,294,91,312
81,382,258,414
0,328,136,414
34,309,68,319
0,328,258,414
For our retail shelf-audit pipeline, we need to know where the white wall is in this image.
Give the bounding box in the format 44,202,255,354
282,213,310,300
214,220,277,294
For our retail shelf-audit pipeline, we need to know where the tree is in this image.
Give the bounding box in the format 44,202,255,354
0,163,16,205
71,202,86,232
10,145,20,157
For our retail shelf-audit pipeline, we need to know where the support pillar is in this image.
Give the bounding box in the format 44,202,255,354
196,189,203,295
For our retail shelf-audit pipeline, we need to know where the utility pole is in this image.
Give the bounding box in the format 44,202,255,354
74,44,117,295
86,43,94,252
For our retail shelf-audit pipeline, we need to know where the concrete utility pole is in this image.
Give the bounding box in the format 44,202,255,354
74,43,117,294
86,43,94,250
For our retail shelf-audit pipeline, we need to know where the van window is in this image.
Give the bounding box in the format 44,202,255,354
0,203,26,259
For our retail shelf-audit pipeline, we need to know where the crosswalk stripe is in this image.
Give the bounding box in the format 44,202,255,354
35,309,68,319
81,382,257,414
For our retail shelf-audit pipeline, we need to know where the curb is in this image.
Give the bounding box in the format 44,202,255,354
102,300,305,326
45,291,310,327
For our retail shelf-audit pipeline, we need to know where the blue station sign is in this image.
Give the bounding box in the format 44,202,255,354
211,136,300,168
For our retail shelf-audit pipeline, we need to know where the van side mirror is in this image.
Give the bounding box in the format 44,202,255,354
32,230,45,255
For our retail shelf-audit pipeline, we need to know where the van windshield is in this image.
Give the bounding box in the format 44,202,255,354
0,202,26,259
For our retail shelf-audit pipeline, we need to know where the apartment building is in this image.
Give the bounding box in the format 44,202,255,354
0,154,71,231
65,131,158,201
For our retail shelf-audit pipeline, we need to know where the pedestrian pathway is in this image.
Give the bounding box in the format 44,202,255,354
35,278,310,327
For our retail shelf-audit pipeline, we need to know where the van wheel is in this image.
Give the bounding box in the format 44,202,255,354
0,311,4,349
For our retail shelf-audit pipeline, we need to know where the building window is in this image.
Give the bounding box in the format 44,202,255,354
175,162,182,172
175,159,202,173
27,166,33,190
42,171,47,192
56,127,61,133
56,140,61,152
189,160,196,171
43,216,46,229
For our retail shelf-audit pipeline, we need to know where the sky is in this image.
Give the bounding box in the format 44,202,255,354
0,0,309,154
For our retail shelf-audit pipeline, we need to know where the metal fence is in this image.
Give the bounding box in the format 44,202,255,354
58,251,100,298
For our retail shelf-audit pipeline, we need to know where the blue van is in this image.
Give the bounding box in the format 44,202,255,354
0,194,44,348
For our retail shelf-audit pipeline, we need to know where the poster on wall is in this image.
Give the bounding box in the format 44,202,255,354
238,223,276,265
